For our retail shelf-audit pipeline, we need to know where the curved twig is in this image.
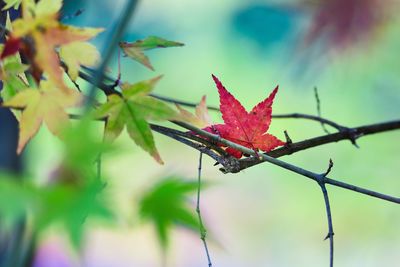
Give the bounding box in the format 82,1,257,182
320,183,334,267
320,159,334,267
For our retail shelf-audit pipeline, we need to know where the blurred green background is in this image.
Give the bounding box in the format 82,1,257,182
27,0,400,266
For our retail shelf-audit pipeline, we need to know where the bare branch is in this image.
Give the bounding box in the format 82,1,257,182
314,86,330,134
236,120,400,172
196,152,213,267
320,183,334,267
172,121,400,204
319,159,335,267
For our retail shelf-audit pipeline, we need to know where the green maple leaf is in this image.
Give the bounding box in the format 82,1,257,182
0,61,29,101
139,177,199,248
2,0,22,10
36,180,113,248
0,175,112,249
119,36,184,71
93,76,177,164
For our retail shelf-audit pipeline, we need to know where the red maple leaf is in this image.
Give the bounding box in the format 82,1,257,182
204,75,285,158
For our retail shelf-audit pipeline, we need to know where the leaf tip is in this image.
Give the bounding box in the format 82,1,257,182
153,153,164,165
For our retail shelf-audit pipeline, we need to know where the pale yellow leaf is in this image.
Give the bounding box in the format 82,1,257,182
60,42,100,81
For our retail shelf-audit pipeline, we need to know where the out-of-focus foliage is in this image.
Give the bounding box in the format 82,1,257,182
0,174,112,248
120,36,184,70
2,0,21,10
0,44,28,101
0,122,115,248
138,177,199,248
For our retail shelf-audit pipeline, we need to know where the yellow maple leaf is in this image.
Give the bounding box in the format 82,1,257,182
9,0,103,91
60,42,100,81
3,80,82,154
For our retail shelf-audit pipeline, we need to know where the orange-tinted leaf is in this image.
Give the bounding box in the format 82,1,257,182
9,1,103,91
2,80,82,154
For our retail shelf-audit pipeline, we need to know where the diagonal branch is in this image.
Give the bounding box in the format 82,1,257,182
235,120,400,172
172,121,400,205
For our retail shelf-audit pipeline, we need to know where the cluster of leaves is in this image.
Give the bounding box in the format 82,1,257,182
0,0,286,255
0,0,199,251
1,0,101,153
0,0,185,163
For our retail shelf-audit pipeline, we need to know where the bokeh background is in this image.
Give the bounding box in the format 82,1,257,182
27,0,400,266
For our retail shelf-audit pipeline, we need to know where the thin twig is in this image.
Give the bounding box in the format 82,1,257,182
196,152,213,267
149,94,220,111
323,159,334,177
320,159,335,267
172,121,400,204
273,113,346,132
314,86,330,134
150,125,225,165
320,183,334,267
